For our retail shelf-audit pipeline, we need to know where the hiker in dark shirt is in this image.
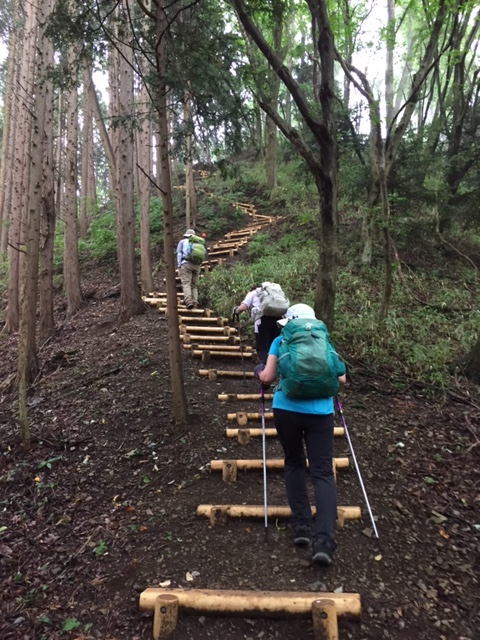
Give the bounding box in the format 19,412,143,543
256,303,346,566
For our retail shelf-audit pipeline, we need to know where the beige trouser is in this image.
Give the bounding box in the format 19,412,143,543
179,261,201,306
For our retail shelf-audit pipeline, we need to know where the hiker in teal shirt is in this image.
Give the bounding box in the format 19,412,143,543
256,303,346,566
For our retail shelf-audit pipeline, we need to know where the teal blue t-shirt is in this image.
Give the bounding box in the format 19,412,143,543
268,335,345,415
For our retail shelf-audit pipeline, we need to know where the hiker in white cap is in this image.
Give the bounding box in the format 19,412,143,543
176,229,206,309
255,303,346,566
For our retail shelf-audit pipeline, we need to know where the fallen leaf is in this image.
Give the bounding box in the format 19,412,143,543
374,554,383,561
439,528,449,539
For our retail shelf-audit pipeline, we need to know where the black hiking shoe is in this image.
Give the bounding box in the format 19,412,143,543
293,525,312,547
312,540,334,566
186,303,194,310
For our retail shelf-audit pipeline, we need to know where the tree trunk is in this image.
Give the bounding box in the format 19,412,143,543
0,18,18,257
184,88,198,229
38,9,56,345
264,115,278,192
55,90,64,221
63,46,83,318
384,0,395,129
155,0,189,426
114,1,144,320
5,0,37,333
138,80,154,294
311,0,338,330
18,0,53,446
79,65,94,239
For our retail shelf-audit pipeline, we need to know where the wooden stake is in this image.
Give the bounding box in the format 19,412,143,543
235,412,248,426
237,428,251,445
139,589,361,619
153,594,179,639
312,599,338,640
222,460,237,483
210,506,228,526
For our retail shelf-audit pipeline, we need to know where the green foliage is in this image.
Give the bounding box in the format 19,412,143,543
93,540,107,556
38,456,62,470
80,207,117,263
61,618,80,632
334,267,479,388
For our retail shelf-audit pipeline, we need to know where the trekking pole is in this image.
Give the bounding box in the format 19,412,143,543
334,396,380,550
232,310,246,382
259,386,269,538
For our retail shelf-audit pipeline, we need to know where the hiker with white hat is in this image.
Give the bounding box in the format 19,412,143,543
176,229,206,309
255,303,346,566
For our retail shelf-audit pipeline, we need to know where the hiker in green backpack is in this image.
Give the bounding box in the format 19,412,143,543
255,303,346,566
176,229,207,309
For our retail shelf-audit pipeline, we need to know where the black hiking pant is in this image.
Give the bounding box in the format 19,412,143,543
273,409,337,550
255,315,281,364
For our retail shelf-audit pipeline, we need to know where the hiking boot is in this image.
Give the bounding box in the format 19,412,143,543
312,540,334,566
186,303,194,310
293,525,312,547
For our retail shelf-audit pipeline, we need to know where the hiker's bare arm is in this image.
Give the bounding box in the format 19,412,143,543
235,303,248,313
259,354,277,385
338,374,346,386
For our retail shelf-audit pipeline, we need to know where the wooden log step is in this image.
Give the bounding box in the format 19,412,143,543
139,588,361,619
192,350,257,360
225,427,345,438
210,240,247,250
158,308,211,316
182,334,239,344
208,248,238,257
225,230,256,239
180,324,234,335
198,369,255,379
190,344,251,352
144,292,183,300
227,412,274,423
218,393,273,401
210,457,349,471
180,317,227,326
196,504,361,524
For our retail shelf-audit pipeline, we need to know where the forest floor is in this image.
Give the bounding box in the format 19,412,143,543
1,220,480,640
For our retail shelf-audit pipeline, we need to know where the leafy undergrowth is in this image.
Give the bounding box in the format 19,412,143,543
1,259,479,640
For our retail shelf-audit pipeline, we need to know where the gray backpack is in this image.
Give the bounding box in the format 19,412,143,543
253,282,289,321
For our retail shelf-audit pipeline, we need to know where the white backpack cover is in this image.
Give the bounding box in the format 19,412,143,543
254,282,290,320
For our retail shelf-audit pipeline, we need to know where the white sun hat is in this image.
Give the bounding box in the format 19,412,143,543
277,303,316,327
183,228,196,237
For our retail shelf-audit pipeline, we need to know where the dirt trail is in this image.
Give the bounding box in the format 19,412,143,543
1,215,479,640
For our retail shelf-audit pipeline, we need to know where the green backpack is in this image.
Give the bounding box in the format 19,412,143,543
186,235,206,265
277,318,341,399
